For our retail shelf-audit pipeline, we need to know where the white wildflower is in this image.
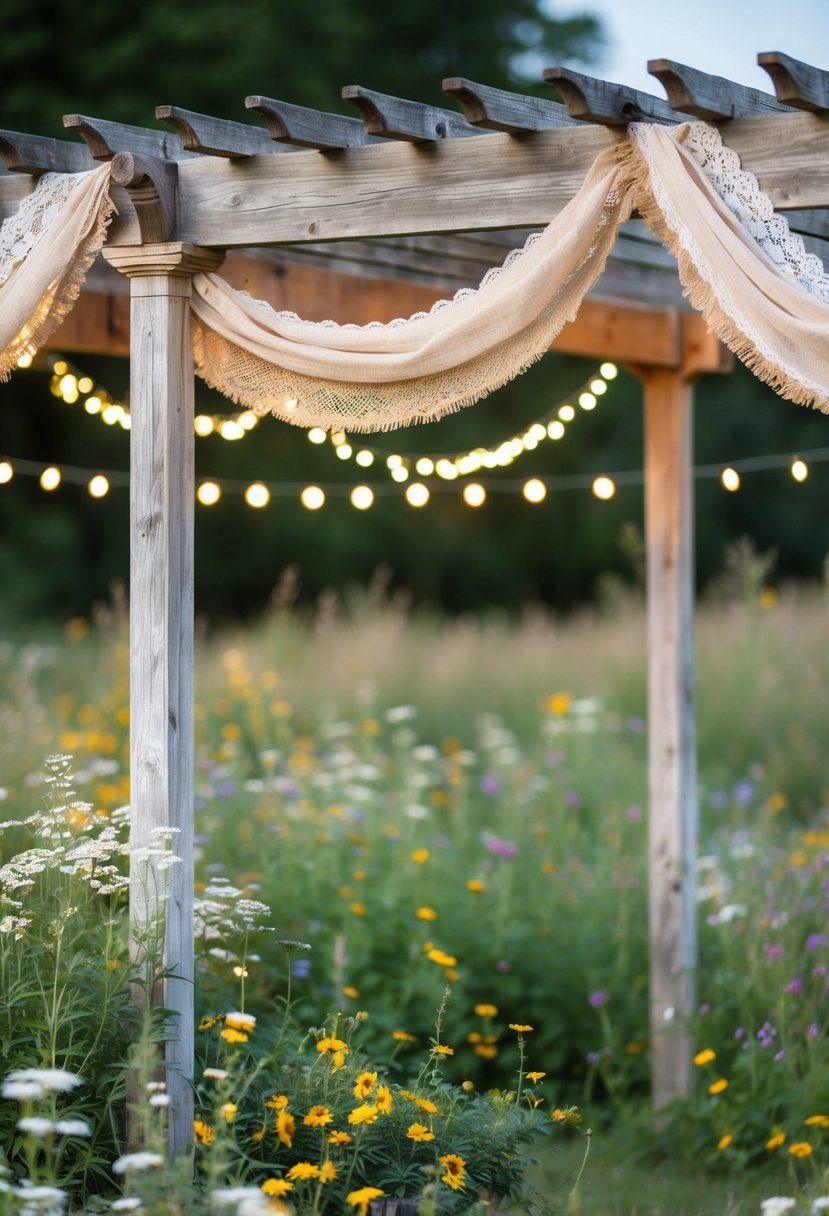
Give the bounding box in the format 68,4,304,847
112,1151,163,1174
812,1200,829,1214
54,1119,92,1137
17,1117,56,1138
412,745,439,762
224,1011,256,1030
203,1068,229,1081
6,1068,83,1093
761,1201,797,1216
1,1079,44,1100
149,1094,170,1107
384,705,417,723
717,904,747,923
210,1186,270,1214
145,1082,166,1092
111,1199,143,1211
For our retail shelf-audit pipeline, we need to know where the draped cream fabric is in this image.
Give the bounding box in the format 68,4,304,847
0,165,113,380
0,123,827,424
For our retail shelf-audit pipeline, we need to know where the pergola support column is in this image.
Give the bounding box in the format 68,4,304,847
103,242,223,1159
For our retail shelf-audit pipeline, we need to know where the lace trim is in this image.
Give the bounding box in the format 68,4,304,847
0,172,92,287
682,122,829,303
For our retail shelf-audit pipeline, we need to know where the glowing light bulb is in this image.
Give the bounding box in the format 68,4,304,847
102,404,123,425
52,360,68,375
194,415,214,436
350,485,374,510
356,449,374,468
791,458,808,482
40,466,61,492
721,467,740,492
120,414,131,431
547,421,565,440
522,478,547,504
0,461,13,484
528,423,547,443
197,481,221,506
558,404,576,422
219,419,244,441
522,434,539,451
78,376,94,394
592,476,616,500
16,353,33,369
386,454,403,470
59,374,78,396
308,428,327,445
405,482,430,508
462,482,486,507
391,465,409,482
590,379,607,395
335,444,353,460
84,396,103,415
331,432,347,446
88,474,109,499
435,459,458,480
578,392,597,411
600,362,618,379
239,411,258,430
415,457,435,476
300,485,326,510
245,483,270,508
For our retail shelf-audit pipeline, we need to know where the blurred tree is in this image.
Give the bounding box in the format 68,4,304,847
0,0,603,135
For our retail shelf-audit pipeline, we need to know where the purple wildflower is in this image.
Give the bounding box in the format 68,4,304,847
784,976,803,995
564,790,583,810
481,832,517,860
808,1023,819,1039
764,942,784,961
496,960,511,973
480,774,500,796
589,990,609,1008
806,934,828,952
626,805,643,822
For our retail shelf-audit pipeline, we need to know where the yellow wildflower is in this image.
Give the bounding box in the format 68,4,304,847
375,1085,393,1114
432,1045,454,1056
342,986,360,998
353,1072,378,1100
348,1187,385,1216
427,949,457,967
319,1161,338,1183
439,1154,466,1191
332,1051,346,1070
317,1036,349,1055
474,1004,498,1018
265,1094,289,1110
275,1110,295,1147
392,1031,417,1043
410,849,430,864
717,1133,734,1151
348,1104,379,1126
766,1132,786,1150
805,1115,829,1127
286,1162,320,1181
407,1122,435,1142
416,907,437,921
789,1142,813,1158
350,902,367,916
251,1127,265,1143
414,1097,439,1115
543,691,572,716
509,1024,533,1033
193,1118,214,1145
708,1079,729,1095
224,1012,256,1031
466,880,485,893
474,1044,498,1059
262,1180,293,1197
329,1130,352,1146
693,1049,716,1067
526,1072,546,1082
304,1105,333,1128
220,1102,237,1122
220,1028,248,1044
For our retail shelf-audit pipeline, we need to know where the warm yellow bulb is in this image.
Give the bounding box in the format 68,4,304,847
592,476,616,500
391,466,409,482
120,415,131,431
59,374,78,396
435,459,458,480
590,379,607,395
77,376,94,394
16,353,33,369
336,444,353,460
40,466,61,492
523,478,547,504
462,482,486,507
405,482,430,508
522,434,539,451
102,404,123,426
197,481,222,506
600,362,618,379
547,421,565,440
415,457,434,476
528,423,547,443
88,474,109,499
331,431,347,446
559,404,576,422
300,485,326,510
386,454,403,470
0,461,13,484
578,392,597,411
791,458,808,482
721,467,740,492
350,485,374,510
194,415,214,436
220,419,245,441
308,427,327,445
239,411,258,431
245,483,270,508
84,396,103,415
52,360,68,375
356,449,374,468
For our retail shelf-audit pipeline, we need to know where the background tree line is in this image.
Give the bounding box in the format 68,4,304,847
0,0,827,622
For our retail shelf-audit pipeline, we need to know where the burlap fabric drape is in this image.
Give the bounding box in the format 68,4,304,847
1,123,827,426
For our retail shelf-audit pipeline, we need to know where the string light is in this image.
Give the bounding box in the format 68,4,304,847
721,467,740,492
350,485,374,510
463,482,486,507
522,478,547,504
405,482,430,508
87,474,109,499
0,461,12,484
244,483,270,509
39,466,61,492
791,458,808,482
592,476,616,500
300,485,326,510
197,481,222,506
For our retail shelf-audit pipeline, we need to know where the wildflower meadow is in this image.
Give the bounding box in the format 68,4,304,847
0,574,828,1214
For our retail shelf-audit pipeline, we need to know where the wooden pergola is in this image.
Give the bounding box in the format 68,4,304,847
2,51,827,1156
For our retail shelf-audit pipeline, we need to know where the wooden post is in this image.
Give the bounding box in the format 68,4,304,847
103,242,222,1159
641,366,697,1109
630,320,731,1111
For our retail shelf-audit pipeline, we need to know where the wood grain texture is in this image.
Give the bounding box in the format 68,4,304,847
648,59,792,119
641,367,698,1109
0,130,93,174
341,85,480,141
63,114,189,161
156,106,278,158
443,77,574,132
543,66,682,125
758,51,829,112
104,112,829,251
246,96,377,149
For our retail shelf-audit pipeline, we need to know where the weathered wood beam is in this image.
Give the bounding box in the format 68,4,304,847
758,51,829,112
647,59,793,119
0,130,93,174
110,153,178,244
155,106,277,158
442,77,574,132
132,112,829,251
246,96,377,149
542,66,682,125
63,114,188,161
342,85,480,141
